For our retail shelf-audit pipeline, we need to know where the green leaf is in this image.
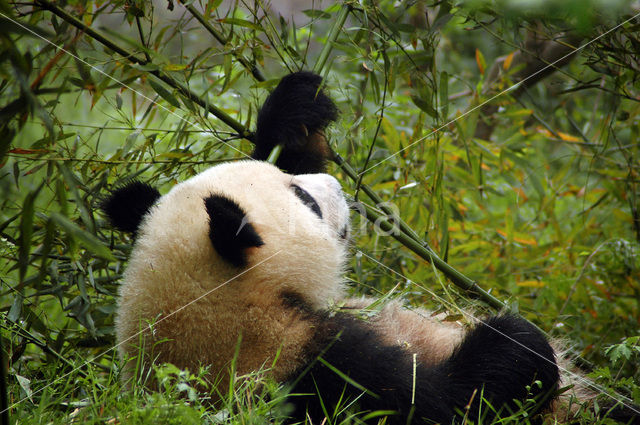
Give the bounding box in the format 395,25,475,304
206,0,224,15
439,71,449,120
220,52,233,95
49,213,115,261
220,18,263,31
58,163,95,233
8,293,23,322
475,48,486,75
318,357,379,398
0,17,54,39
36,219,55,288
122,131,141,156
606,343,632,364
15,374,33,403
19,183,44,282
411,95,437,119
0,123,16,163
149,79,181,108
302,9,331,19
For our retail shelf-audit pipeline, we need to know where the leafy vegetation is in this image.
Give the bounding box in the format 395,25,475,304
1,0,639,423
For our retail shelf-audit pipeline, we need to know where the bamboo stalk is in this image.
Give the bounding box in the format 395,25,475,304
266,144,283,164
313,4,351,74
357,201,505,310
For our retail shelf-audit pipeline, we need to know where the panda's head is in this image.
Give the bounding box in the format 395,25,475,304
103,160,350,312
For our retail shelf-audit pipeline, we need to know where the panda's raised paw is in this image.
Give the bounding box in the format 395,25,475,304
251,71,338,174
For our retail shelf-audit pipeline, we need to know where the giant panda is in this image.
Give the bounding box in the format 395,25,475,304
103,160,558,423
102,72,635,424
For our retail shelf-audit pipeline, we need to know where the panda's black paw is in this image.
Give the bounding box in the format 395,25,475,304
442,314,559,422
252,71,338,174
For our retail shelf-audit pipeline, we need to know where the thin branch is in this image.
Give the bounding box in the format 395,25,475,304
60,123,237,134
135,15,151,62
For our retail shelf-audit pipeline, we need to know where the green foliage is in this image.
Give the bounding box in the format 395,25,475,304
606,336,640,365
1,0,639,423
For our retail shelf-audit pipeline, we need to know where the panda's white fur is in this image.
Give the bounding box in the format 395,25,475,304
116,161,350,387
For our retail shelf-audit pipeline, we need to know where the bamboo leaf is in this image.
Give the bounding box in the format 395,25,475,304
220,18,263,31
149,79,181,108
517,280,545,288
8,293,23,322
503,52,515,70
0,17,54,38
122,131,141,156
15,374,33,403
49,213,115,261
439,71,449,120
36,219,55,288
411,96,437,119
0,125,16,164
58,163,95,233
302,9,331,19
475,48,486,75
19,183,44,282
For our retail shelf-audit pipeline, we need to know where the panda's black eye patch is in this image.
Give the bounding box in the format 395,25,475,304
291,185,322,219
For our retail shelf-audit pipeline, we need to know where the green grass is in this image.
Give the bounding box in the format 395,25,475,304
5,314,639,425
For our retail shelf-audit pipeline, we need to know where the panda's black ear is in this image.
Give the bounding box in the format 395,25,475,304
102,181,161,234
252,71,338,174
204,194,264,267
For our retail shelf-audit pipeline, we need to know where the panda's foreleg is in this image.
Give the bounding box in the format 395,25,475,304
287,313,559,424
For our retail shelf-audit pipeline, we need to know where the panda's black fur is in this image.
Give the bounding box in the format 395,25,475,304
103,72,639,424
204,194,264,267
251,71,338,174
102,181,160,235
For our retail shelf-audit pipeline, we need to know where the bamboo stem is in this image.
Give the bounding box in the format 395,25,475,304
266,144,283,164
356,201,505,310
313,4,350,74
